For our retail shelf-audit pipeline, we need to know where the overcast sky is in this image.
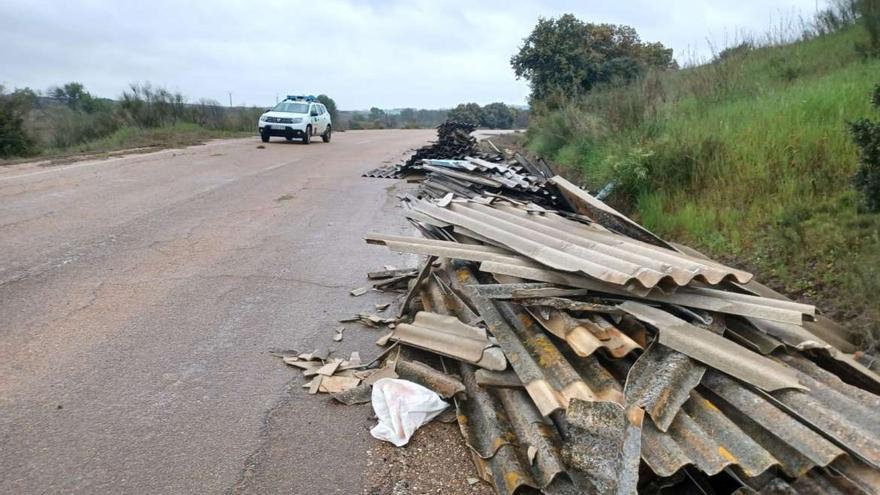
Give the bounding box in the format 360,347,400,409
2,0,821,109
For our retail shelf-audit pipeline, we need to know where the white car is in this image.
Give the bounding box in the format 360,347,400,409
258,97,331,144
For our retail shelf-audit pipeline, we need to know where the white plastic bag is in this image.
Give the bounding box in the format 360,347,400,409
370,378,449,446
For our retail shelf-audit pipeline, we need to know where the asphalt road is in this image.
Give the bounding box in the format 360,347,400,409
0,130,436,494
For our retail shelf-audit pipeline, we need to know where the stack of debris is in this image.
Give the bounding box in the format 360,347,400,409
364,121,500,179
273,348,369,395
358,174,880,494
287,131,880,494
405,120,478,167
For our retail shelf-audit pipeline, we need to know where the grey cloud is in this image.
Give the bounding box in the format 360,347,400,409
1,0,820,109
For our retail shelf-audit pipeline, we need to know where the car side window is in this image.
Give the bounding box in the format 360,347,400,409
318,105,325,115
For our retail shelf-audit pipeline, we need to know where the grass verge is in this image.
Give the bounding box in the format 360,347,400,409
1,123,253,166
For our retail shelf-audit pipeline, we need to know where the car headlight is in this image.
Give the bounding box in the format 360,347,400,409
291,117,303,123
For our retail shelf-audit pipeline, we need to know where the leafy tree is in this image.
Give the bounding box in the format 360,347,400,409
0,85,36,157
447,102,482,125
369,107,385,121
511,14,675,104
480,102,515,129
316,94,339,124
49,82,100,113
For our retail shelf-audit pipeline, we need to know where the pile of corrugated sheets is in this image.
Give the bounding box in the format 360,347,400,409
363,172,880,494
415,155,557,207
363,121,480,178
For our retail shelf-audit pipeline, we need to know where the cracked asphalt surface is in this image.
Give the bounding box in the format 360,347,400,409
0,130,437,494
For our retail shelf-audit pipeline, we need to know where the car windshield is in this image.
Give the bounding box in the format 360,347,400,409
272,101,310,114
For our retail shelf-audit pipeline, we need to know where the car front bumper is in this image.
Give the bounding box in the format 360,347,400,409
259,122,308,137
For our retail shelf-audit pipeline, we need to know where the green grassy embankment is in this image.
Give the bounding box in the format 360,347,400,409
528,25,880,348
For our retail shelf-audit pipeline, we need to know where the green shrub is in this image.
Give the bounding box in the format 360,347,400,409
850,83,880,211
49,107,122,148
0,86,36,157
527,100,607,157
119,83,187,128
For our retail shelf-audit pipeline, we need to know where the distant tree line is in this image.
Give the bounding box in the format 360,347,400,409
0,80,528,158
343,107,448,130
342,102,527,130
0,81,264,158
446,102,527,129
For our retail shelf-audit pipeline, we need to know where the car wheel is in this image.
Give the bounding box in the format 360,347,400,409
260,133,270,143
322,125,331,143
303,126,311,144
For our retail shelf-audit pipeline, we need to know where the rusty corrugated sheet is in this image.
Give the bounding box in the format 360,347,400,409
624,342,706,432
444,263,873,488
450,263,613,417
477,259,813,325
456,363,575,494
725,317,787,355
770,354,880,468
673,242,861,351
421,164,506,188
701,371,846,477
390,311,507,370
641,370,854,481
423,158,480,172
395,359,465,398
831,457,880,494
558,399,642,494
459,274,863,482
526,307,640,358
366,232,518,262
444,266,876,491
366,234,815,325
496,301,628,410
620,301,806,392
641,388,780,478
488,201,751,287
493,388,571,490
412,199,752,292
671,242,880,394
749,462,879,495
549,175,672,249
